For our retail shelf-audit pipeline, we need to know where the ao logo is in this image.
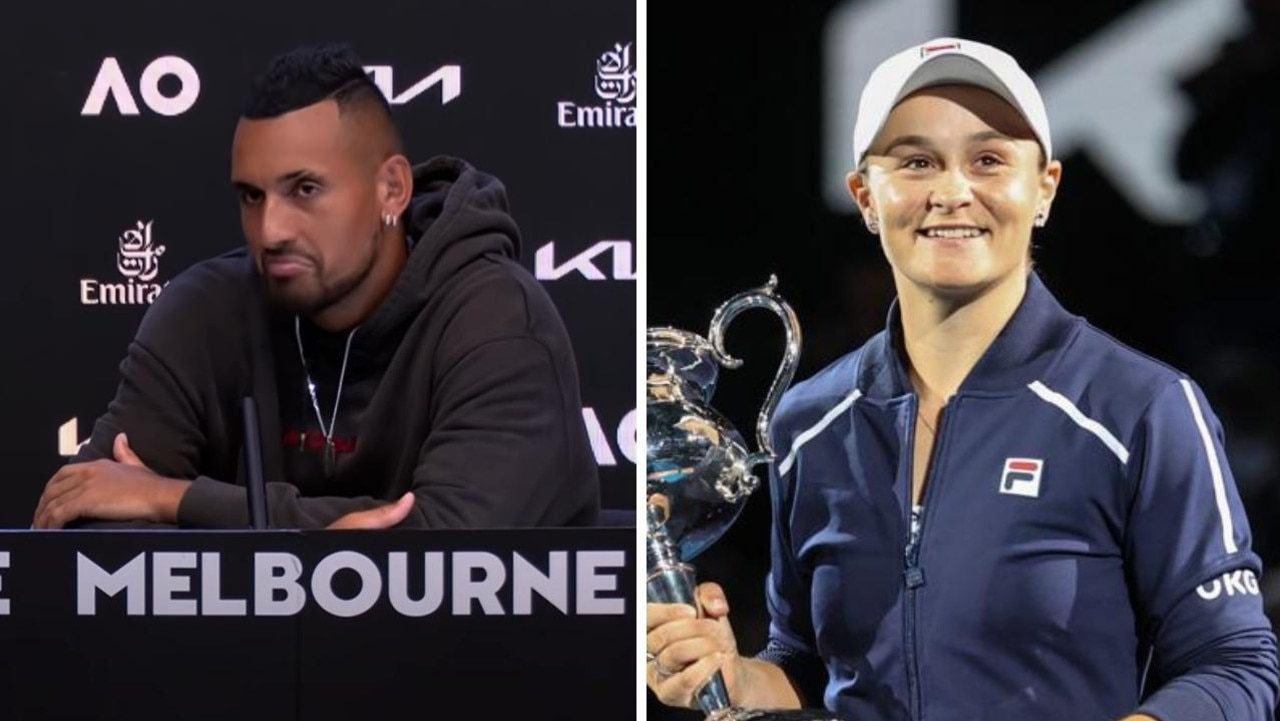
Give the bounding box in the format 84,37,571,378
822,0,1247,223
582,408,636,466
81,56,200,116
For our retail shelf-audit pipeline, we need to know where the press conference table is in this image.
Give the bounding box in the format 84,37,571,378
0,527,635,721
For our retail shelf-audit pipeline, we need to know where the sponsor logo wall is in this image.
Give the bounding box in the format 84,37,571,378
79,220,168,306
557,42,637,129
4,3,636,527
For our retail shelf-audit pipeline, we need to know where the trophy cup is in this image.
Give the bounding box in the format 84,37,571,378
647,276,837,721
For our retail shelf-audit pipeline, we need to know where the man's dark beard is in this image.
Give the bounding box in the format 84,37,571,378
262,248,377,317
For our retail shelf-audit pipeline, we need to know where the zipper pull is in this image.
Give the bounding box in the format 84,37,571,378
904,505,926,588
904,539,926,588
905,566,926,589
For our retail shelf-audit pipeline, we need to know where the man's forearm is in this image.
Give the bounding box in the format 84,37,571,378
178,476,400,529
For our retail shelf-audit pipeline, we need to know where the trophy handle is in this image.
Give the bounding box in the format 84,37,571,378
707,275,802,470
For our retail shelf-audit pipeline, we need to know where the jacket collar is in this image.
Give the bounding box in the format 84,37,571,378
857,271,1080,399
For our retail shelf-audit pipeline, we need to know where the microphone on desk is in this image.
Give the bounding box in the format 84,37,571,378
241,397,269,530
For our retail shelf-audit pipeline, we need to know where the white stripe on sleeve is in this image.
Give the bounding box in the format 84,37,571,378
1179,379,1238,555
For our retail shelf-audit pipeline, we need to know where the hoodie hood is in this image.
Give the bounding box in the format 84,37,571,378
356,156,521,344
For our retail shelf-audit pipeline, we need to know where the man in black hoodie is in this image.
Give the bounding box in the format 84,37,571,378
31,43,600,530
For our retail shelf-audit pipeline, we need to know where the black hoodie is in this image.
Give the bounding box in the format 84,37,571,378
74,157,600,528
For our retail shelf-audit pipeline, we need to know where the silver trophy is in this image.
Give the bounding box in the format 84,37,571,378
647,276,836,721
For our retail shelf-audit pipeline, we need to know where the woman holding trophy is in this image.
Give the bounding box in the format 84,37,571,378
646,38,1277,720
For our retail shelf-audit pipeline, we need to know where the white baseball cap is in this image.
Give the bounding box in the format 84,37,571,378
852,37,1052,168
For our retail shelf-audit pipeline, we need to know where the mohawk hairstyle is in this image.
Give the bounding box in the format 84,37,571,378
242,42,402,150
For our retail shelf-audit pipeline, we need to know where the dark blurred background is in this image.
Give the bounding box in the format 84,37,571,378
647,0,1280,717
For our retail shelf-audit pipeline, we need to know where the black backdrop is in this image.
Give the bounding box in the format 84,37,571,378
647,0,1280,717
0,0,637,527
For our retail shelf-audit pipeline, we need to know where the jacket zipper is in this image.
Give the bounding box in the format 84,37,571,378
904,395,955,720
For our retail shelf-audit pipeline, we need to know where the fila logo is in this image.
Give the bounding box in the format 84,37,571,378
82,56,201,116
364,65,461,106
534,241,635,281
1196,569,1260,601
999,458,1043,498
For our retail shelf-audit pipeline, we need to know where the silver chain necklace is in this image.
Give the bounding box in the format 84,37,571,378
294,316,357,477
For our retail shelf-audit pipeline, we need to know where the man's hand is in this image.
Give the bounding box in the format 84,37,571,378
326,492,416,530
32,433,191,529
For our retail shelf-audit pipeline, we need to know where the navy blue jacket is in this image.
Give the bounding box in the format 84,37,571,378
759,273,1277,720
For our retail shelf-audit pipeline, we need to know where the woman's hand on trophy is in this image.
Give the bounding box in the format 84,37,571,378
645,581,744,708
